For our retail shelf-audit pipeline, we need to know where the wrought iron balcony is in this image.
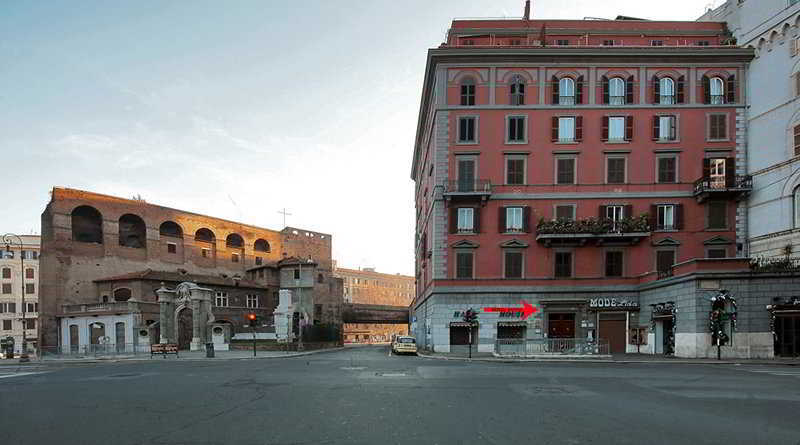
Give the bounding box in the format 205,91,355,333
535,216,651,247
443,179,492,203
693,175,752,203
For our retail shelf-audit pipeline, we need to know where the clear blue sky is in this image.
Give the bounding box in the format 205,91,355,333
0,0,716,275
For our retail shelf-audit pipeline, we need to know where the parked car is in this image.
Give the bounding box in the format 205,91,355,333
391,336,417,355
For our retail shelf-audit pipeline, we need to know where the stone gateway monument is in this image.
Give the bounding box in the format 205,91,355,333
155,282,215,351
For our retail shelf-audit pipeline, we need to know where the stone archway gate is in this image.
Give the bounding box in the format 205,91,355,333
155,282,214,351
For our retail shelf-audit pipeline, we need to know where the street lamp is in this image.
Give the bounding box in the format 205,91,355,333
3,233,27,362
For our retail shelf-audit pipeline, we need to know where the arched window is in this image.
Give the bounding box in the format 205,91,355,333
226,233,244,249
195,228,215,243
90,322,105,345
659,77,675,104
794,187,800,229
710,77,725,104
254,239,270,252
609,77,626,105
460,77,476,106
559,77,575,105
159,221,182,238
71,205,103,244
113,288,132,302
509,75,525,105
118,214,146,248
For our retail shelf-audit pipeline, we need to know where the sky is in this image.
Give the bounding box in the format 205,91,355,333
0,0,719,275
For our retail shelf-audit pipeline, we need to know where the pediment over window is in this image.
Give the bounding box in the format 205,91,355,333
703,236,733,246
450,239,479,249
499,239,529,248
652,237,681,247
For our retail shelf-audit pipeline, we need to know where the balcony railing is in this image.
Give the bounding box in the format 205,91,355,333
444,179,492,194
61,301,159,315
536,215,651,247
657,268,675,280
693,175,752,202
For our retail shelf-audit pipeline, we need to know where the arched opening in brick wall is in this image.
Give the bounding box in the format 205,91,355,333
113,288,132,302
254,238,270,252
71,205,103,244
119,214,146,248
226,233,244,248
159,221,183,238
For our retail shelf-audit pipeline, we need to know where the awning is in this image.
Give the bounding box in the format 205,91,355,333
497,321,527,327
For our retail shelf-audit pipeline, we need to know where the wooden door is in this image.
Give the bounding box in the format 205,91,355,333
548,313,575,338
599,314,626,354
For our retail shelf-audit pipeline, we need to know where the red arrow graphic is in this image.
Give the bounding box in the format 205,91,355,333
483,300,538,320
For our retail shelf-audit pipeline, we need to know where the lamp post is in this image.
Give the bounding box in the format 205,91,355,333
3,233,27,362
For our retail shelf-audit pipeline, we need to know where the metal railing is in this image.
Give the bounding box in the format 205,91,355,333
36,343,154,360
495,338,609,357
693,175,752,194
61,301,160,314
445,179,492,194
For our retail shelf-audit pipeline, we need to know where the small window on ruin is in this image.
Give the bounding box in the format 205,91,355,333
255,256,263,266
71,205,103,244
317,273,324,284
167,243,177,254
231,253,240,263
119,214,146,248
254,238,270,253
226,233,244,249
113,288,132,302
201,248,211,258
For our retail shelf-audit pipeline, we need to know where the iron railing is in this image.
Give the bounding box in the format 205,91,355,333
61,301,160,314
495,338,609,357
445,179,492,194
37,343,154,360
657,268,675,279
693,175,752,194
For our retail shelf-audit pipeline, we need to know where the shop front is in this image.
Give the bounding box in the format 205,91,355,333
768,297,800,358
650,302,676,355
587,297,640,354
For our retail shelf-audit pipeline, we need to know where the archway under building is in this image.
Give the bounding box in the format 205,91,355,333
177,307,194,350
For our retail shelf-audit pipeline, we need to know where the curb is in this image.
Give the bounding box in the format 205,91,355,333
22,347,347,366
416,352,800,366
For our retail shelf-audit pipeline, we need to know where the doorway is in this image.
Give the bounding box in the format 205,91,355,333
654,317,674,355
548,313,575,338
775,314,800,357
177,308,194,350
598,313,626,354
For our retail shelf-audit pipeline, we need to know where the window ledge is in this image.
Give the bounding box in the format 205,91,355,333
655,139,680,144
706,139,730,143
604,140,630,144
455,141,479,146
654,229,679,233
502,231,529,235
705,228,730,232
505,141,528,145
555,141,579,145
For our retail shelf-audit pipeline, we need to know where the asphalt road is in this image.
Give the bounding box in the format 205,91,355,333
1,346,799,445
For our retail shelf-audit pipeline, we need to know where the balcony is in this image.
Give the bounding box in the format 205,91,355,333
443,179,492,204
535,216,651,247
693,175,752,203
60,301,160,316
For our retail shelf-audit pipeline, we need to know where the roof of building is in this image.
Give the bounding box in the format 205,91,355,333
334,267,414,280
93,268,268,289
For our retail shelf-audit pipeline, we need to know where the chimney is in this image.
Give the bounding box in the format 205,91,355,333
524,0,531,21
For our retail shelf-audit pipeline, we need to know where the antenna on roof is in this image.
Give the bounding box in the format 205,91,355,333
523,0,531,21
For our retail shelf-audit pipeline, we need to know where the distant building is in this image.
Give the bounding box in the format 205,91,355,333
334,266,413,342
39,188,341,353
0,235,39,354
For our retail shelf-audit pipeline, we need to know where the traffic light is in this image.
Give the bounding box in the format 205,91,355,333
247,313,258,326
462,308,478,324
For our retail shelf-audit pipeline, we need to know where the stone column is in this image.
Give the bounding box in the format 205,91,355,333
190,298,202,351
155,284,175,344
188,286,214,351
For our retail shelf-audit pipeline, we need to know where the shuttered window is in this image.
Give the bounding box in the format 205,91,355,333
607,157,626,184
455,252,474,279
709,114,727,140
657,157,677,183
708,201,727,229
504,251,523,279
554,252,573,278
556,158,576,184
605,251,623,277
656,250,676,273
506,158,525,185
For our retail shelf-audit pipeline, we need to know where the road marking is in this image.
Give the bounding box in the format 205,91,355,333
0,371,47,379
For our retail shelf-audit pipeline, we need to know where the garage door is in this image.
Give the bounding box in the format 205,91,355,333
598,313,626,354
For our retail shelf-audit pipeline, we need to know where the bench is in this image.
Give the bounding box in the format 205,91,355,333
150,343,179,358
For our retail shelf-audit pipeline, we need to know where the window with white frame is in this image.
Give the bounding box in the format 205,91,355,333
510,75,525,105
710,77,725,104
559,77,575,105
215,292,229,307
246,294,259,308
657,156,677,183
709,158,726,188
506,156,526,185
458,116,476,143
507,116,526,143
506,207,523,232
659,77,675,104
657,205,675,230
460,77,476,106
659,115,677,141
606,205,624,223
558,117,575,142
556,157,576,184
555,205,575,221
609,77,625,105
608,117,625,141
457,208,474,232
606,157,626,184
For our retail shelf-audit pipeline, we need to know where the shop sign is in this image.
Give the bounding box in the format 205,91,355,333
589,297,639,310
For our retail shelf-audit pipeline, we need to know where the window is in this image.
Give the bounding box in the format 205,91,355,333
710,77,725,104
1,268,9,279
460,77,476,106
556,158,576,184
656,250,676,273
603,40,615,46
555,205,575,221
707,248,727,259
506,157,526,185
24,319,35,330
1,284,10,294
657,157,677,183
605,251,624,277
708,201,727,229
709,158,727,188
557,117,576,142
557,39,569,46
554,251,573,278
507,116,526,143
608,117,625,141
71,205,103,244
504,251,523,278
25,268,33,279
606,205,624,226
255,257,263,266
510,75,525,105
254,239,270,253
709,114,727,140
457,116,476,143
559,78,575,105
294,269,301,280
609,78,625,105
3,251,13,259
247,295,259,308
659,78,675,104
657,205,675,230
455,251,474,279
26,302,37,313
697,40,710,46
215,292,229,307
794,124,800,156
201,248,211,258
510,39,521,46
506,207,523,232
231,253,240,263
167,243,177,254
656,115,677,141
651,40,663,46
457,208,474,233
25,283,34,295
606,157,626,184
2,320,10,331
456,158,476,191
119,214,146,248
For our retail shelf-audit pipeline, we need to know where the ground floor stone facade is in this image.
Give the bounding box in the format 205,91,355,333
411,270,800,359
